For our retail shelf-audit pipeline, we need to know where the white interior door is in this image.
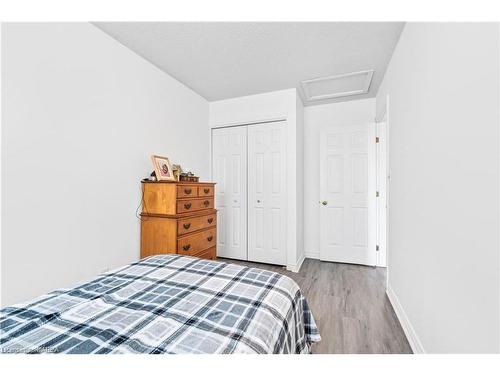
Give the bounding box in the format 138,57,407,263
212,126,247,260
319,123,376,266
247,121,286,265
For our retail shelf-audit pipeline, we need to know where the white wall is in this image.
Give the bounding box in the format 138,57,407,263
209,89,304,271
377,23,499,353
303,99,376,258
1,23,209,306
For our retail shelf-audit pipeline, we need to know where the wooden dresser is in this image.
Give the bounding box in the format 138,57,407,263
140,181,217,260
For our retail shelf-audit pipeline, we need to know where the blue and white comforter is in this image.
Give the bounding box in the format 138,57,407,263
0,255,320,354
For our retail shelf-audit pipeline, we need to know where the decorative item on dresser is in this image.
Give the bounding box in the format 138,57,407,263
150,155,176,181
140,181,217,260
179,171,199,182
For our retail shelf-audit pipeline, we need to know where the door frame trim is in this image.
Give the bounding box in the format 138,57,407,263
210,117,287,129
376,95,391,281
375,118,388,268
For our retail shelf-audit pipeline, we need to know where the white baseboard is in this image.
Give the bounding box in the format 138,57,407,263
287,253,305,273
386,284,425,354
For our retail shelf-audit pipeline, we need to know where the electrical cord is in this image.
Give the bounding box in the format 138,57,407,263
135,181,150,221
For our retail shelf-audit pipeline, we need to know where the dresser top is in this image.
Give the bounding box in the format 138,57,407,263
141,180,215,185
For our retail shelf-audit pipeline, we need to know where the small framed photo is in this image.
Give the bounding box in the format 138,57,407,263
151,155,175,181
172,164,183,181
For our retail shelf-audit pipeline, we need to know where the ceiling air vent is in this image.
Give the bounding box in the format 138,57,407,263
300,70,374,102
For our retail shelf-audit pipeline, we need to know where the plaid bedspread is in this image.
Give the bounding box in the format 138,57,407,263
0,255,320,354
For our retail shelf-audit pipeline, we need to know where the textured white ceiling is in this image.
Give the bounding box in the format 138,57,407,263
93,22,404,104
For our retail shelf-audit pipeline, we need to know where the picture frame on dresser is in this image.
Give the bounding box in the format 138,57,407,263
150,155,176,181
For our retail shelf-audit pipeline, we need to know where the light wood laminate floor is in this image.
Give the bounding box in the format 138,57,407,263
218,257,412,354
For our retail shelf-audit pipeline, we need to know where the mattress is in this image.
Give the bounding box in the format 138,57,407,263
0,255,320,354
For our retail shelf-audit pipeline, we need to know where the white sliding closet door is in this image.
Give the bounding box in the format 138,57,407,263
247,121,287,265
212,126,247,260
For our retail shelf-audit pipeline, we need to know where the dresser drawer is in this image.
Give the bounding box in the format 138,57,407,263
177,213,216,236
177,228,216,255
177,198,214,214
198,186,214,197
195,246,216,260
177,185,198,198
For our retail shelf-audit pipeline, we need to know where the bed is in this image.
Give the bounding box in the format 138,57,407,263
0,255,320,354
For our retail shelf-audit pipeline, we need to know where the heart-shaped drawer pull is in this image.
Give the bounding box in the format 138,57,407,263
182,244,191,251
184,203,192,209
184,188,192,194
204,188,210,194
183,223,191,230
207,236,214,242
207,218,214,224
203,200,210,207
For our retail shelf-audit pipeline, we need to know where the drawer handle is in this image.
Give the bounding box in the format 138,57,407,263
207,236,213,242
182,244,191,251
204,188,210,194
203,200,210,207
184,203,192,209
183,223,191,230
184,188,192,194
207,218,214,224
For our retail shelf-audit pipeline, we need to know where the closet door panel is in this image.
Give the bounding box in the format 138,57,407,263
247,122,286,265
212,127,247,260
